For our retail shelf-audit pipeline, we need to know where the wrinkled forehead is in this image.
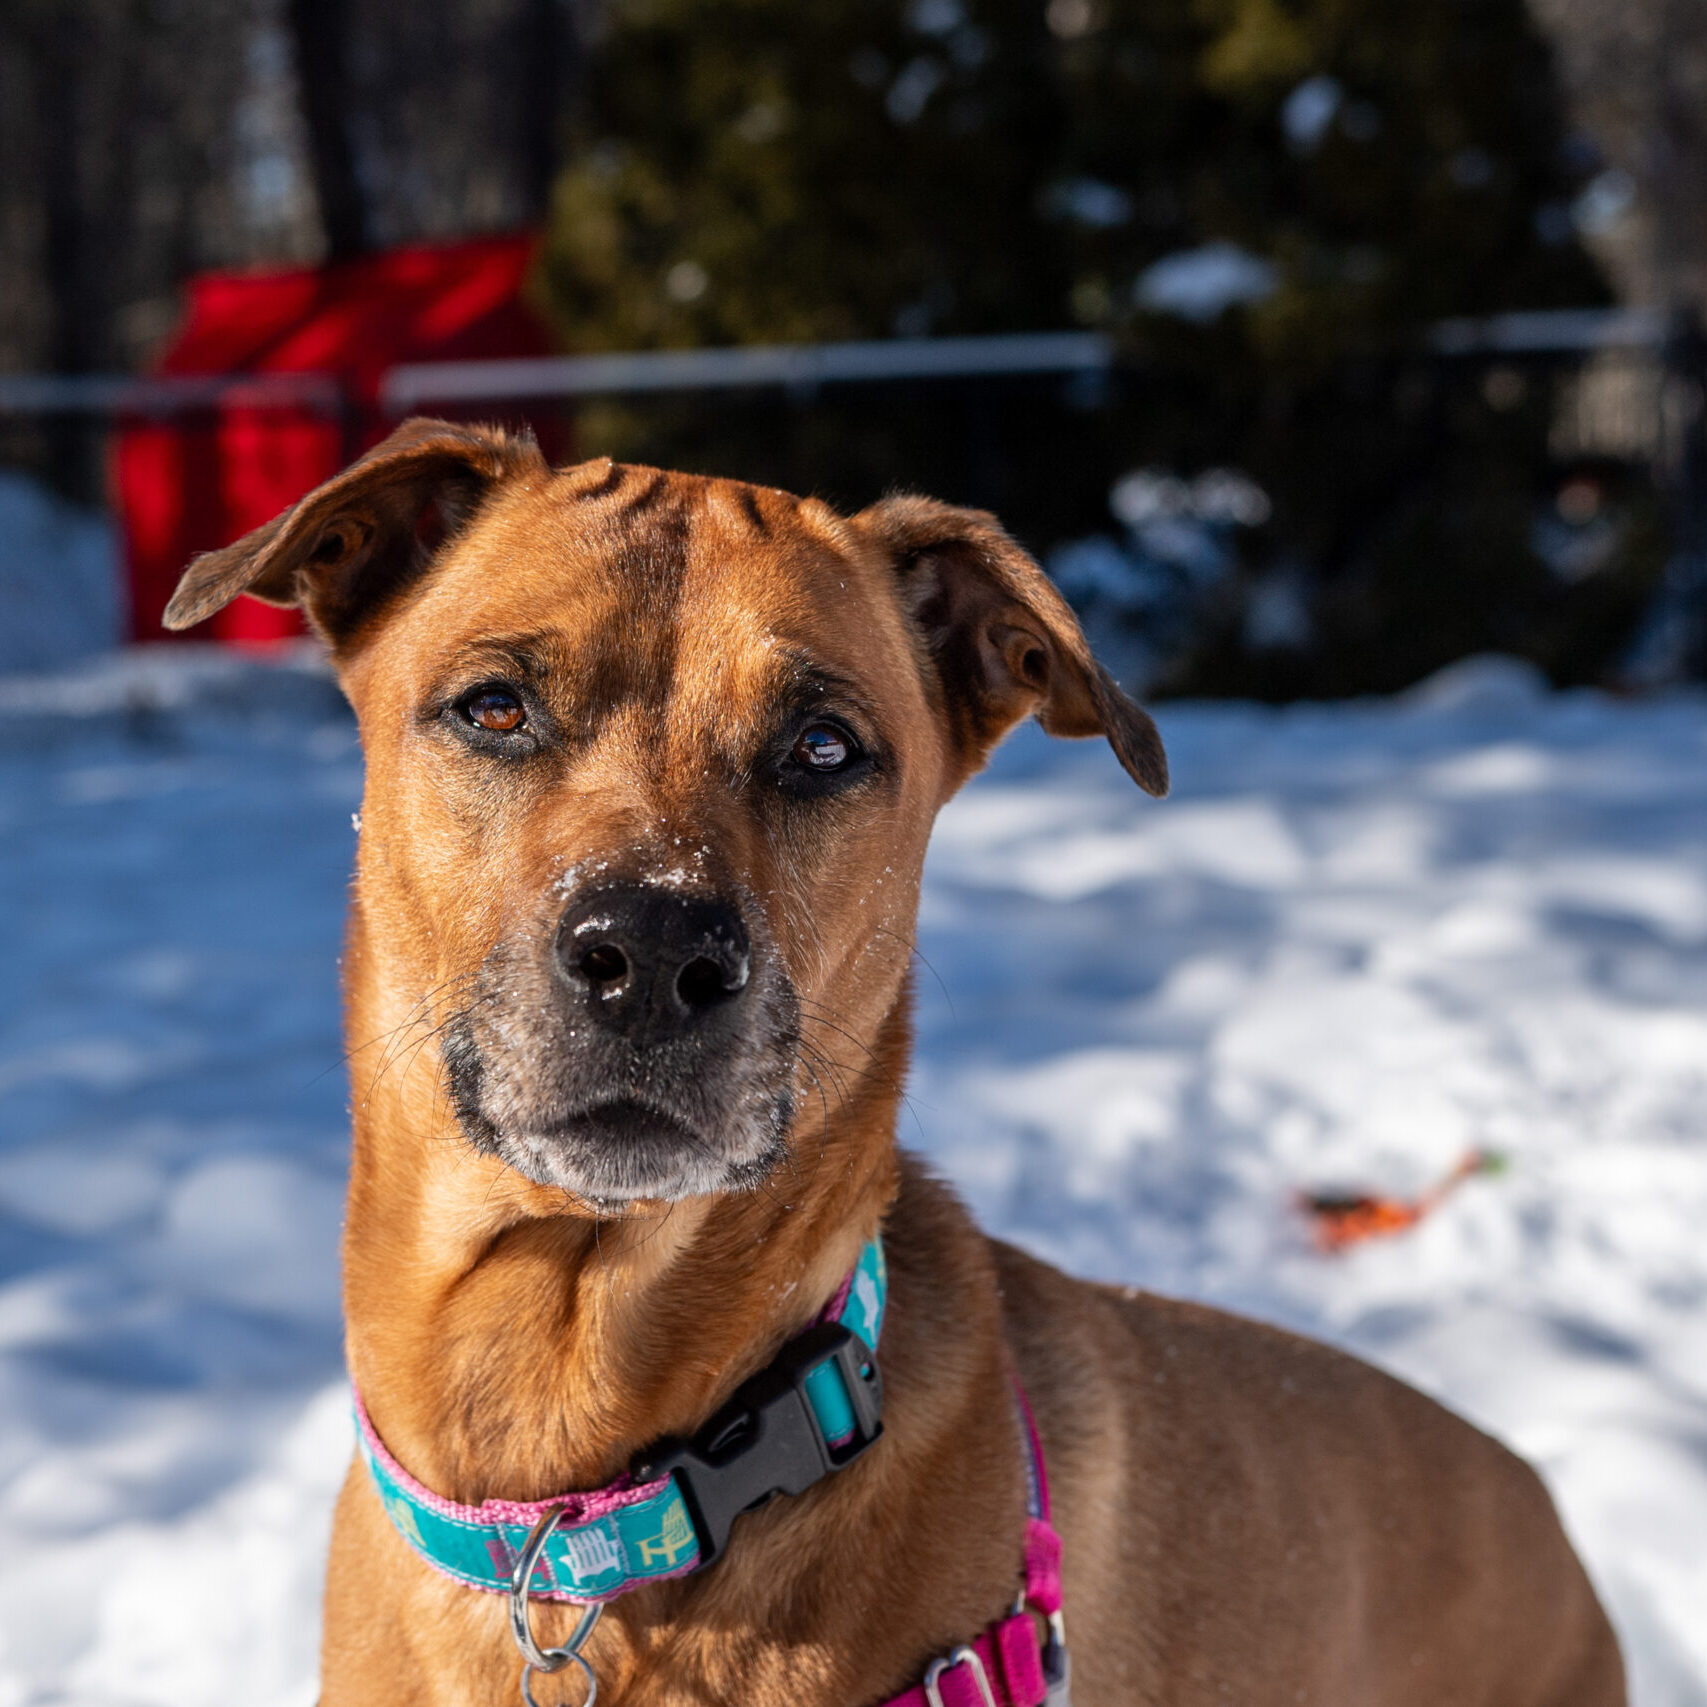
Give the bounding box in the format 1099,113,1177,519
365,461,919,744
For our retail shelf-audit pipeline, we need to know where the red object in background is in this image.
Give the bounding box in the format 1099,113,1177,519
116,234,562,645
1298,1149,1507,1253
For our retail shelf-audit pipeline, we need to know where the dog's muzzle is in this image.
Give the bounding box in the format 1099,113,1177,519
442,880,798,1203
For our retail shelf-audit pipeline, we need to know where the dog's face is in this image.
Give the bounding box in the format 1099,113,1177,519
336,460,954,1206
167,421,1165,1207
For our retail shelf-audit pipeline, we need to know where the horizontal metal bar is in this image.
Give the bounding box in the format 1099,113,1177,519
2,306,1674,423
381,331,1114,411
1429,307,1670,357
0,371,344,416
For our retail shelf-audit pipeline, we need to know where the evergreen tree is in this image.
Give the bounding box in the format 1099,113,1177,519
541,0,1635,695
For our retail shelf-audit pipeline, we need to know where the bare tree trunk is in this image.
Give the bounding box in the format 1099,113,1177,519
1528,0,1707,309
35,9,101,498
1648,0,1707,310
286,0,370,260
516,0,564,219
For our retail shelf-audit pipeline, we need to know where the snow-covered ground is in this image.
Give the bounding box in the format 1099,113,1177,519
0,647,1703,1704
0,478,121,675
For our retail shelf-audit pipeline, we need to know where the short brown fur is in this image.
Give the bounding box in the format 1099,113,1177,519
169,421,1622,1705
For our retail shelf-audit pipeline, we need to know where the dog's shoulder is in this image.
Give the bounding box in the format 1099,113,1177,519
990,1233,1535,1496
985,1234,1611,1701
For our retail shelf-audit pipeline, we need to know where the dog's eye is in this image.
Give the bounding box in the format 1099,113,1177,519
462,688,526,733
792,723,853,771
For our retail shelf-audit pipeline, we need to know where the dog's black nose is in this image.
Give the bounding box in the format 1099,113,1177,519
555,884,752,1043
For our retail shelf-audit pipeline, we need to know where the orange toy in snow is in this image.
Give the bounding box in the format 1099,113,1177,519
1300,1150,1506,1252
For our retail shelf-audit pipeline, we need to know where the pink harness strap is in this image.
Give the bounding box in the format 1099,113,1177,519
878,1611,1049,1707
873,1380,1067,1707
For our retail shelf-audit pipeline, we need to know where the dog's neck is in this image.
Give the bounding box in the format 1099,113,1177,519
338,942,907,1509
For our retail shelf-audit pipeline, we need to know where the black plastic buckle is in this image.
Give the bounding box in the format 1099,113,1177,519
631,1321,883,1569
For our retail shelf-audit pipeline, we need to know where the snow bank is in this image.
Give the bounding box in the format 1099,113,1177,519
1133,240,1280,321
1,648,1702,1702
0,478,121,675
0,648,354,1706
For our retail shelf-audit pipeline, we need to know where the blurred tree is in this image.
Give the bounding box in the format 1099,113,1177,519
0,0,578,371
0,0,262,496
287,0,372,259
325,0,578,251
545,0,1602,345
542,0,1628,695
0,0,578,494
543,0,1063,349
1529,0,1707,313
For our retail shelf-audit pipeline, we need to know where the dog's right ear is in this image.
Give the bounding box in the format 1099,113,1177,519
163,417,547,648
856,493,1168,797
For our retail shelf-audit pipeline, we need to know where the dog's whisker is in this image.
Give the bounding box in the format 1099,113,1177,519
790,1043,850,1204
369,980,499,1089
873,924,955,1020
795,1037,856,1119
794,1000,885,1062
794,1011,902,1100
790,1052,836,1150
309,972,487,1092
357,973,489,1103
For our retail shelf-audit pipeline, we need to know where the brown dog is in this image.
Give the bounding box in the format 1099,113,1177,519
167,419,1623,1706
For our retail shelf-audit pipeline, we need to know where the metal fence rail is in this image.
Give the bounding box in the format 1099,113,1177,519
0,313,1684,420
0,333,1115,421
381,331,1114,410
4,308,1703,679
0,371,343,416
1428,306,1670,357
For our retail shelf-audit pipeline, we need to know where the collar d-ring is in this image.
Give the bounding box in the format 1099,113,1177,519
521,1648,595,1707
923,1645,998,1707
510,1504,602,1706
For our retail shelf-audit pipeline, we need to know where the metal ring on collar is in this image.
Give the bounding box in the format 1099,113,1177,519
509,1505,602,1703
923,1644,998,1707
521,1649,596,1707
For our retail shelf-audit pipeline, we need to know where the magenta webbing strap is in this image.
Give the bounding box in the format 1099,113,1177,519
1023,1517,1064,1622
872,1376,1064,1707
1010,1378,1063,1621
877,1613,1049,1707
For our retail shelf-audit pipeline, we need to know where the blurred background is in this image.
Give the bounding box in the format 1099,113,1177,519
5,0,1707,691
2,4,1706,1704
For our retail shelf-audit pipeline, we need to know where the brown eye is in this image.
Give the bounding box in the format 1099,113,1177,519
464,688,525,733
793,723,851,770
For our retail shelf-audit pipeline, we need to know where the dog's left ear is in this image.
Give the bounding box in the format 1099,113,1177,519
162,417,547,648
856,494,1168,797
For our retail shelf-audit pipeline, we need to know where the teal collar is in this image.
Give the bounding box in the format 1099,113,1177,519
355,1236,888,1603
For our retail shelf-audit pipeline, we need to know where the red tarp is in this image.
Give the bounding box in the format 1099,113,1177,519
117,233,561,644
